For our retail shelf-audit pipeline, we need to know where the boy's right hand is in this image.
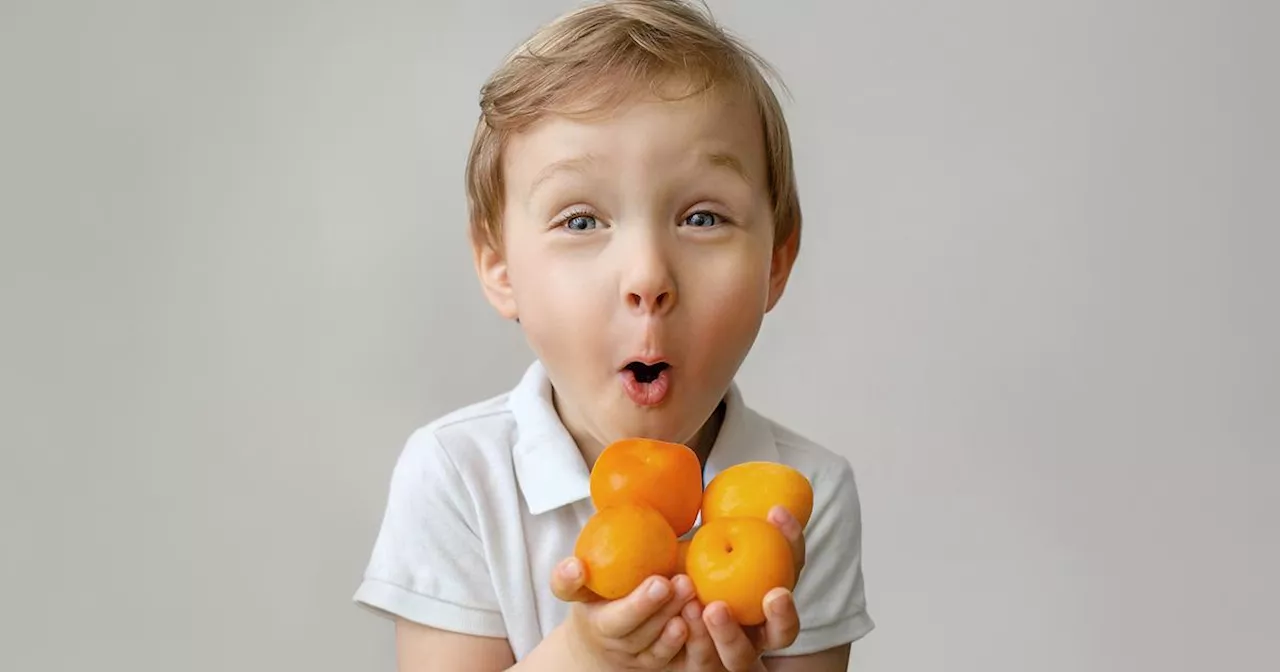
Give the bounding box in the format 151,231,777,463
550,558,695,670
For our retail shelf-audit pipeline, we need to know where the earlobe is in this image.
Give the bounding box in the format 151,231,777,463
473,234,519,321
765,227,799,313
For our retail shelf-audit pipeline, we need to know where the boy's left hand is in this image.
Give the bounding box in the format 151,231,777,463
667,506,807,672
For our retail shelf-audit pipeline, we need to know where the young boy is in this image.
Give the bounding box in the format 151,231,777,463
353,1,873,669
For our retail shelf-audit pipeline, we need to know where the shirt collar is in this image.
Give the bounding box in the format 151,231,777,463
509,360,780,516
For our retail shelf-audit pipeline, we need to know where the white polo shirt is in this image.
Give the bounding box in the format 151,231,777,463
353,360,874,659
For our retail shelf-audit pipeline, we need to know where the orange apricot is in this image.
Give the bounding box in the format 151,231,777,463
574,505,679,600
684,516,796,626
675,538,692,575
701,461,814,529
590,437,703,536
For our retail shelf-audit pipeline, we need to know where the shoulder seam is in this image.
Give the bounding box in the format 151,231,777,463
428,428,486,538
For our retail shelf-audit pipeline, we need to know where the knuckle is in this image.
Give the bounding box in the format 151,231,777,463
651,645,676,666
763,632,793,653
593,620,621,641
619,638,642,655
719,641,753,670
646,641,677,669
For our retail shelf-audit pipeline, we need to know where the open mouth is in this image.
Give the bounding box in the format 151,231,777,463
624,361,670,384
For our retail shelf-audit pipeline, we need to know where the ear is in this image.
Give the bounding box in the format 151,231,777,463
765,226,799,313
472,232,519,321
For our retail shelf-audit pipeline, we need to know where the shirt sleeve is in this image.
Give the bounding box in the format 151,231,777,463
765,457,875,657
352,427,507,638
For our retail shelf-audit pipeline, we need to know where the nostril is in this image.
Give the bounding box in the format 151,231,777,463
626,290,675,312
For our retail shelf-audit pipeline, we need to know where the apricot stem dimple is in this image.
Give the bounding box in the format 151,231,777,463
725,543,733,553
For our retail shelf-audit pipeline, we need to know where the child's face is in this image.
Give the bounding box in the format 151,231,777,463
477,81,796,453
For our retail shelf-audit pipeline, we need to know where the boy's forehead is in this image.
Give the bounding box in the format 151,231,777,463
502,85,767,188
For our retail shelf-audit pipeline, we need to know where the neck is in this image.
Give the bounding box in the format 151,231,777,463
689,400,726,468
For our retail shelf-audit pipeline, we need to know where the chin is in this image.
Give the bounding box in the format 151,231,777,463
613,414,700,445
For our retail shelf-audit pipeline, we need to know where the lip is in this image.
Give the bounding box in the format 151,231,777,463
617,353,670,370
619,365,672,407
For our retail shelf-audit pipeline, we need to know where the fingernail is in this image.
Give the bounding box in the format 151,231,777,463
562,559,581,580
674,574,693,597
648,578,670,600
765,589,791,616
708,604,729,626
769,505,795,527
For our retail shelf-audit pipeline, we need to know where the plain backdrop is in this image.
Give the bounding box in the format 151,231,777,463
1,0,1275,670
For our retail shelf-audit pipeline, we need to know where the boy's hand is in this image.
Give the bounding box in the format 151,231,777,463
551,557,696,670
667,506,808,672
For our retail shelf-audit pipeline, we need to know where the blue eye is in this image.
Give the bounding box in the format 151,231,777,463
684,211,718,227
564,214,597,231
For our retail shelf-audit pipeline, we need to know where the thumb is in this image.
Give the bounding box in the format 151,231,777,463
767,506,807,577
550,557,599,603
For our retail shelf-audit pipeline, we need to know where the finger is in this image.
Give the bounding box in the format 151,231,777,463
767,506,806,575
681,599,720,668
615,574,697,653
756,588,801,652
638,616,688,668
593,575,676,639
703,601,762,672
550,558,598,603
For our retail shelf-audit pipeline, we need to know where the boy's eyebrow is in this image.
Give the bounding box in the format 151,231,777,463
704,151,753,186
529,154,600,199
527,150,754,201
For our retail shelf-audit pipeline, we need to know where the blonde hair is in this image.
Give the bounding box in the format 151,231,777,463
465,0,801,255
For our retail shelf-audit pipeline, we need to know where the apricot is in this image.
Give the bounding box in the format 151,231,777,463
684,517,796,626
675,538,691,575
574,505,679,600
701,461,814,529
590,437,703,536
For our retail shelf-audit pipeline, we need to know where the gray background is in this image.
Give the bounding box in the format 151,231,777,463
1,0,1275,670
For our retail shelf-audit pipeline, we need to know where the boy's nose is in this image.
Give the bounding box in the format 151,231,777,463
620,245,677,316
626,286,674,315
